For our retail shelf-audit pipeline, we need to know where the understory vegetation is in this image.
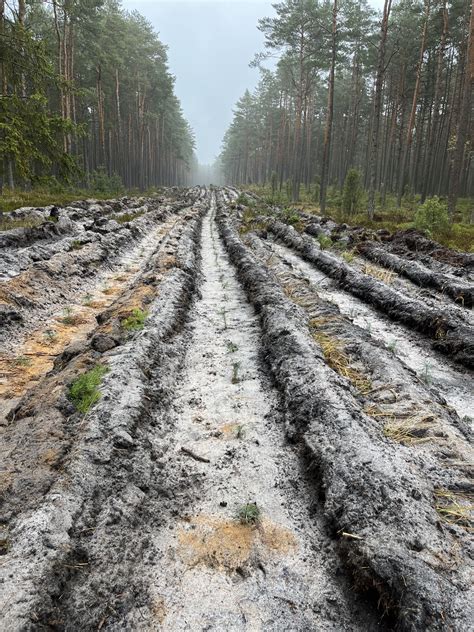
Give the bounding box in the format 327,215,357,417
243,185,473,251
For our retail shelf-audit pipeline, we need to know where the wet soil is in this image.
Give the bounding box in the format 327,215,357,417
0,188,472,632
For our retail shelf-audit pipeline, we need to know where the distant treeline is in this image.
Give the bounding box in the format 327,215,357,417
220,0,473,218
0,0,195,191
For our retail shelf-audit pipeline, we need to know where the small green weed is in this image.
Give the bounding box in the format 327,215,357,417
70,240,84,251
387,340,398,353
61,306,79,325
121,308,148,331
69,365,109,413
235,424,246,439
43,329,58,343
420,362,433,385
226,341,238,353
232,361,241,384
13,355,32,367
237,503,260,525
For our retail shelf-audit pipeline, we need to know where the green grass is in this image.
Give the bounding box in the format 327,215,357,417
0,185,164,215
69,365,109,413
121,307,148,331
317,234,333,250
237,503,260,525
13,355,32,367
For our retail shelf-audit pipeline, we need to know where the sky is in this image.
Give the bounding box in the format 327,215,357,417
122,0,382,165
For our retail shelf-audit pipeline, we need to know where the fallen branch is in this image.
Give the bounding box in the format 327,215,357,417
180,446,210,463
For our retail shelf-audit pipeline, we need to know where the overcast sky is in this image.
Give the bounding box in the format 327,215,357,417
122,0,382,165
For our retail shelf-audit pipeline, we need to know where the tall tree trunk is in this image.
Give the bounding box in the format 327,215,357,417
397,0,431,207
320,0,338,214
448,0,473,220
422,0,448,202
367,0,392,219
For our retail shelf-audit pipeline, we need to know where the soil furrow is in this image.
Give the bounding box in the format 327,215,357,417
356,241,473,307
0,200,205,630
217,199,473,632
268,239,473,420
267,220,474,368
138,194,382,631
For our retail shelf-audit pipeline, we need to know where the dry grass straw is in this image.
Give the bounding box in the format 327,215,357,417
383,414,436,445
435,489,474,531
312,330,372,394
363,263,396,284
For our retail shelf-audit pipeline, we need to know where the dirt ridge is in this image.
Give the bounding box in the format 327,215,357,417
216,200,473,632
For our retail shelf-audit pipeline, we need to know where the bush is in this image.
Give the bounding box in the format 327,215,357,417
281,207,300,226
69,365,109,413
415,197,450,236
89,167,124,194
342,169,362,215
318,234,333,249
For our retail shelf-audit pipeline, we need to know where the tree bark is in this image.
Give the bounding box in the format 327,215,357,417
367,0,392,219
320,0,338,214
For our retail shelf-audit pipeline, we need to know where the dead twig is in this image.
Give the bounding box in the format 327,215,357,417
180,446,210,463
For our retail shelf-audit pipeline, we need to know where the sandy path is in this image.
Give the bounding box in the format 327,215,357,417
146,194,381,631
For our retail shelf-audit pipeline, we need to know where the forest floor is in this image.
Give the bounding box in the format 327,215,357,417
0,187,472,631
245,184,474,253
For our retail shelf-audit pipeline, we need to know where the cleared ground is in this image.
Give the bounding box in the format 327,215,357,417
0,187,472,631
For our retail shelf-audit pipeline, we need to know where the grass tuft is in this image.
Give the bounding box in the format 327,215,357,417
69,240,84,251
312,331,371,394
60,306,80,325
237,503,260,525
13,355,32,368
363,263,396,284
69,365,109,413
115,210,145,224
121,307,148,331
383,415,435,445
435,489,474,531
341,250,355,263
317,234,333,250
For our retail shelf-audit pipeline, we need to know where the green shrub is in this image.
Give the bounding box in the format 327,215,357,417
318,234,333,249
236,193,254,206
69,365,109,413
281,207,300,226
70,240,83,251
121,307,148,331
89,167,124,194
342,169,362,215
415,197,450,236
